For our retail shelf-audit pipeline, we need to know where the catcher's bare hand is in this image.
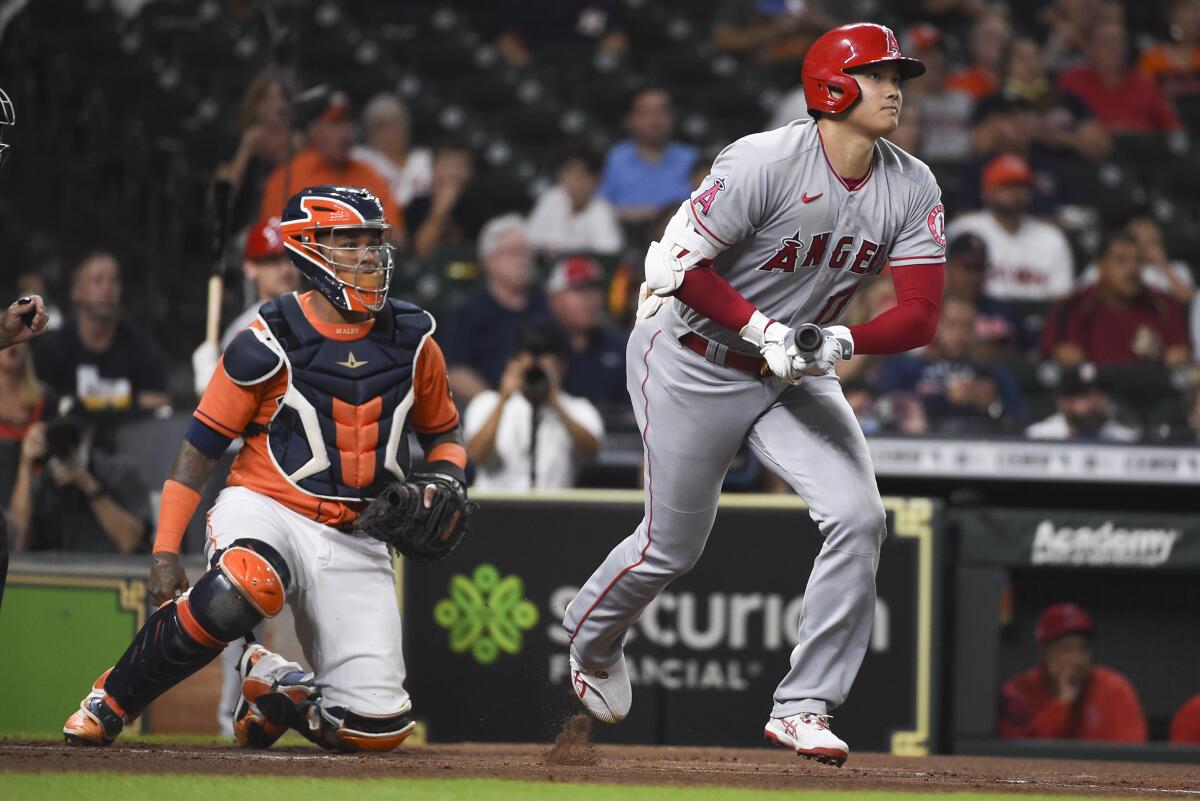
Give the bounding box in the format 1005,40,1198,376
148,552,190,607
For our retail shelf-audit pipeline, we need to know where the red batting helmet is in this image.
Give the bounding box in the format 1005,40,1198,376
802,23,926,115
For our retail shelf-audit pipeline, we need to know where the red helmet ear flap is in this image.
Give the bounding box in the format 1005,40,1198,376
803,73,861,115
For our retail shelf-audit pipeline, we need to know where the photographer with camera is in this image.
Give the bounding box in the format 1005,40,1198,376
464,325,603,490
8,399,151,553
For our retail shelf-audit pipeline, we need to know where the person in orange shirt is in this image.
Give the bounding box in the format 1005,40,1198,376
997,602,1147,742
1138,0,1200,100
62,186,468,752
259,91,404,240
944,11,1011,100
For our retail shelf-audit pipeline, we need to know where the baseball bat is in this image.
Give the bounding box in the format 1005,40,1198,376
206,178,233,347
793,323,824,355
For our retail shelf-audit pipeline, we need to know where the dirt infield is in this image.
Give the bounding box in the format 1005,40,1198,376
4,739,1199,797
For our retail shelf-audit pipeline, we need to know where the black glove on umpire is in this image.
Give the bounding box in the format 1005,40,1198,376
354,467,477,563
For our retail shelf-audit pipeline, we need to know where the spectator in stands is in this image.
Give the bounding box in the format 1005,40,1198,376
998,602,1148,741
949,154,1075,301
1038,0,1122,72
191,217,300,395
545,256,627,410
900,24,973,164
352,93,433,208
875,297,1025,434
8,401,151,553
944,233,1027,358
1025,362,1139,441
258,90,402,236
31,252,169,442
710,0,827,64
1077,215,1194,304
213,70,292,236
945,10,1012,101
599,87,698,224
1138,0,1200,102
0,342,54,505
1172,687,1200,742
440,215,551,405
498,0,627,67
1042,232,1191,367
1058,21,1183,134
406,139,487,260
464,325,602,490
527,147,623,259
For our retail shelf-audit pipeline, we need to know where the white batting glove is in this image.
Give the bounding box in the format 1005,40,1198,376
741,311,802,384
792,325,854,377
635,281,670,320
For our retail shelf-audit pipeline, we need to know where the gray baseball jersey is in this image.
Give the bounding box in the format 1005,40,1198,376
564,119,945,727
661,118,946,354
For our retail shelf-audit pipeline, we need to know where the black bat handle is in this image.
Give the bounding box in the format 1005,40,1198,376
793,323,824,355
16,296,36,327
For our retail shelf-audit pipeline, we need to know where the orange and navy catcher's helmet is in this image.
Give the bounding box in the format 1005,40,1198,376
802,23,925,115
280,185,394,313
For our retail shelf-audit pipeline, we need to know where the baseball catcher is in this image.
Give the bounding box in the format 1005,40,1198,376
63,185,473,752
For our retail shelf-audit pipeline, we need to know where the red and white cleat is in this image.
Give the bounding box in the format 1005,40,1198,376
764,712,849,766
569,653,632,724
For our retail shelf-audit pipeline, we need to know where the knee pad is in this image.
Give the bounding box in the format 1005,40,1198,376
310,703,416,753
188,540,289,642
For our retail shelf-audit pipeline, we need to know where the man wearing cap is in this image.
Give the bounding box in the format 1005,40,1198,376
949,153,1074,302
944,233,1027,358
192,217,301,396
546,256,628,410
998,602,1147,741
1042,231,1191,369
1025,362,1139,442
258,91,402,237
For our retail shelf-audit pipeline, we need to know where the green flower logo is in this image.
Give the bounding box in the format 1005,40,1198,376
433,564,539,664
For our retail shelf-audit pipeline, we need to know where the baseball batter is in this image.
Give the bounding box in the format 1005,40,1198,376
565,24,946,766
62,185,472,751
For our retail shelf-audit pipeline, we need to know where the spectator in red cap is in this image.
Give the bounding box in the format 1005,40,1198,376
1042,231,1191,368
258,90,403,237
191,217,300,396
546,256,627,409
949,154,1074,302
1058,21,1183,134
998,602,1147,741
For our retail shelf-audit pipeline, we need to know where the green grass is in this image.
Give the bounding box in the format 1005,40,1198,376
0,773,1116,801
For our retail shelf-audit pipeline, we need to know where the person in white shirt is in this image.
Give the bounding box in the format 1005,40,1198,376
950,154,1074,302
191,217,300,395
1025,362,1138,442
526,148,623,259
351,93,433,207
464,325,603,490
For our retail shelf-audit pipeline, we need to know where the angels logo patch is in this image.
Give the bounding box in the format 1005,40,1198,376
692,177,725,216
927,203,946,248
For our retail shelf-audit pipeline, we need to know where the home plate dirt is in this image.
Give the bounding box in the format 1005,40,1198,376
2,740,1197,797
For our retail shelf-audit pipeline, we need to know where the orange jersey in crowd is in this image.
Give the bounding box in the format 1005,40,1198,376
259,148,404,237
195,291,458,528
997,665,1148,742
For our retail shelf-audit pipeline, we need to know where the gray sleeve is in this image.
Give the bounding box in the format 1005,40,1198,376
682,138,767,253
888,171,947,268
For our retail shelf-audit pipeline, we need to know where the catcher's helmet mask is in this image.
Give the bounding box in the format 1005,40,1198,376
280,185,395,313
802,23,925,117
0,87,14,168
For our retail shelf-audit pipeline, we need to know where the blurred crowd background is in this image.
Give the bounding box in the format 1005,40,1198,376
3,0,1200,550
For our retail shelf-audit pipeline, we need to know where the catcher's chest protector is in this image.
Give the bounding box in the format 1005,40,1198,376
257,293,433,501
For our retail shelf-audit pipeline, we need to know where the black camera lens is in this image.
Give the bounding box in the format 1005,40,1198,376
522,365,549,403
45,416,85,460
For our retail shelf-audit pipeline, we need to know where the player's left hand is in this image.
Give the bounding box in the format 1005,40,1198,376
0,295,48,349
792,325,854,377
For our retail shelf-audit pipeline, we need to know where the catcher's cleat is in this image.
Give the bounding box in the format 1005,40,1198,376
569,653,632,724
63,670,127,747
233,644,316,748
764,712,849,766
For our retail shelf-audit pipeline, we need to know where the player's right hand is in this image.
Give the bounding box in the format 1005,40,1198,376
148,552,190,607
759,322,804,384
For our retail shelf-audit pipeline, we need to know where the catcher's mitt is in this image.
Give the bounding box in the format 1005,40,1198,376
354,473,477,563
